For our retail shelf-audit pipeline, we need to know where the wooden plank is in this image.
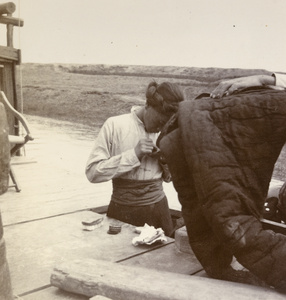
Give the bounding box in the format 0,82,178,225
50,258,285,300
1,172,112,226
21,286,88,300
0,45,20,61
0,15,24,26
0,62,17,132
119,242,203,275
4,211,173,296
10,156,37,165
0,126,113,225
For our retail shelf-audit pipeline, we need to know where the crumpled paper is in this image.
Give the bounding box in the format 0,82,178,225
132,223,167,246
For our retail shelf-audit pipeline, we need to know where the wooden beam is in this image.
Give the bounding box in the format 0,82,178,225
6,13,13,47
0,16,23,26
50,259,285,300
0,45,20,62
0,2,16,15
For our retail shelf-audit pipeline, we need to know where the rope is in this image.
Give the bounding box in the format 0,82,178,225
17,0,24,114
16,0,26,155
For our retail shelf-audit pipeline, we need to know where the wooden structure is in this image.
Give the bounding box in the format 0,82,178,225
0,2,24,136
0,2,33,191
0,90,34,192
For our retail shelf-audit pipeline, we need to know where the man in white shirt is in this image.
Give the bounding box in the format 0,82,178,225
86,81,184,236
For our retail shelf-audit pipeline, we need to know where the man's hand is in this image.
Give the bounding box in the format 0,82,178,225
210,75,275,99
135,138,155,160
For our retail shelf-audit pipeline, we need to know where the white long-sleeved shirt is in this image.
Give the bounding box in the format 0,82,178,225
86,106,163,183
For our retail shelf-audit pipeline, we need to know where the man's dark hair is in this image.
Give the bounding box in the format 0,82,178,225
146,81,184,116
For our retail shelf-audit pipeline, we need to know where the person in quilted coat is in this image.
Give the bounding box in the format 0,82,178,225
212,72,286,224
158,83,286,293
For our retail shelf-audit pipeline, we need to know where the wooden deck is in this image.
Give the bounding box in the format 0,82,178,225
1,116,285,299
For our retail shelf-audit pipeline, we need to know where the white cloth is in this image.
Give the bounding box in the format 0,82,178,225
86,106,163,183
132,224,167,246
274,73,286,88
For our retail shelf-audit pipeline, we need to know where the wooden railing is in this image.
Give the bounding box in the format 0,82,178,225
0,2,23,47
0,2,24,133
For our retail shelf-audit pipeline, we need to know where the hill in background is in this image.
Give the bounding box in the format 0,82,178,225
17,63,272,127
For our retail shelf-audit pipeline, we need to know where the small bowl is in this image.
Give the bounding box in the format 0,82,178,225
107,224,122,235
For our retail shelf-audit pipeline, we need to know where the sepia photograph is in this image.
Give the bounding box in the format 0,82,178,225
0,0,286,299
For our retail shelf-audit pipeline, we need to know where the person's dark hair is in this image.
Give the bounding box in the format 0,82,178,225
145,81,184,116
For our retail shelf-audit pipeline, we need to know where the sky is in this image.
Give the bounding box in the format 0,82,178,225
4,0,286,72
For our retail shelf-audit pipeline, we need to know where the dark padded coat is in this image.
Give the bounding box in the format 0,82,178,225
158,87,286,291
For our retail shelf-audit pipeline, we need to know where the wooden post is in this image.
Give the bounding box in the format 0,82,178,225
0,1,23,143
6,13,13,47
0,103,10,194
0,2,16,15
0,15,24,26
0,103,13,300
0,2,24,47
